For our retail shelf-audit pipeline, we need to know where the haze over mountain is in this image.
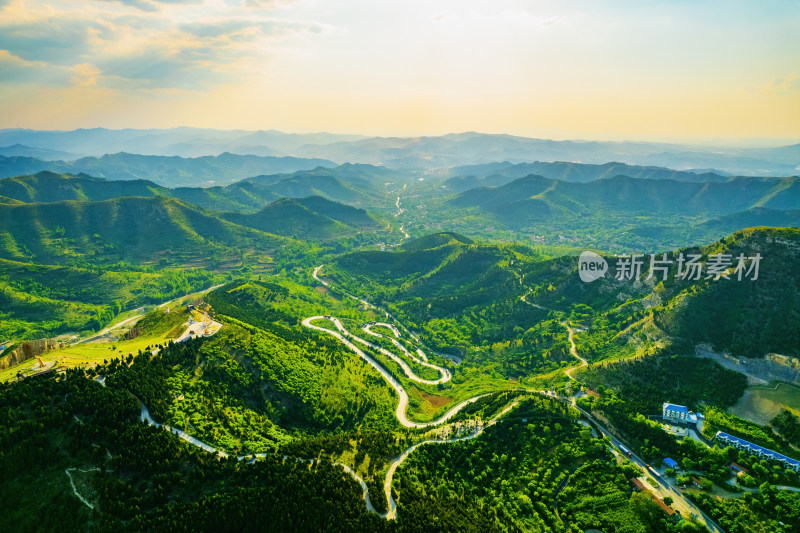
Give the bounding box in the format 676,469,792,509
3,0,800,530
0,152,338,187
0,164,392,212
0,128,366,158
1,128,797,176
0,144,80,161
450,175,800,216
442,161,735,191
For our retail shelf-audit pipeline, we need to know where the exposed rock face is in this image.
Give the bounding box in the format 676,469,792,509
122,326,141,341
0,338,60,370
696,344,800,385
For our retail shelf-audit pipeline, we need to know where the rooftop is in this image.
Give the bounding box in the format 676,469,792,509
730,462,748,473
630,477,646,491
664,457,679,468
654,498,675,516
663,403,689,413
716,432,800,468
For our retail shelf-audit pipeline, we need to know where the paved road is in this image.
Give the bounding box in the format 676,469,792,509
74,283,227,345
312,265,461,365
73,314,144,345
140,403,228,456
519,289,586,381
381,400,522,519
361,322,451,384
570,402,725,533
303,316,484,428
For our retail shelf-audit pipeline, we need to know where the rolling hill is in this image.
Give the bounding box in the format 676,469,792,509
0,195,290,266
441,174,800,251
0,152,338,187
2,127,797,175
0,171,164,203
325,232,553,363
451,174,800,217
222,196,382,240
442,161,733,191
0,163,395,212
520,226,800,361
327,227,800,372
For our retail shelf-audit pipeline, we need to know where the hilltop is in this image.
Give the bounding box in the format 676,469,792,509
0,152,338,187
0,195,289,266
222,196,382,240
0,164,394,212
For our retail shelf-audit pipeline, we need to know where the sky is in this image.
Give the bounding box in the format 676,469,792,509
0,0,798,142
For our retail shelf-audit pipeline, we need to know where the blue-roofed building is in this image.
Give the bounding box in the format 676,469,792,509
663,402,689,422
715,431,800,473
664,457,679,469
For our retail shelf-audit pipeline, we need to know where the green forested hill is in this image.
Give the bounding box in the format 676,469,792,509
222,196,382,240
325,233,566,374
652,227,800,357
0,171,165,203
451,175,800,218
240,168,383,208
0,152,338,187
0,370,392,532
0,164,392,213
0,258,222,339
443,160,733,190
439,173,800,251
0,195,289,266
521,227,800,361
328,227,800,372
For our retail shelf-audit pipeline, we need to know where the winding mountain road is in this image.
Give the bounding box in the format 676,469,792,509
564,324,587,381
131,267,716,526
302,316,481,428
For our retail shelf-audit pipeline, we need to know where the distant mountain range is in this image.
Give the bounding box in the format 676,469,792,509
1,128,797,176
2,161,798,255
441,173,800,251
450,174,800,216
0,170,389,266
0,144,80,161
0,128,366,158
0,164,392,211
442,161,734,191
0,152,338,187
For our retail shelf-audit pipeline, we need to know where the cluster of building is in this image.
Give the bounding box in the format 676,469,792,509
662,402,705,427
715,431,800,473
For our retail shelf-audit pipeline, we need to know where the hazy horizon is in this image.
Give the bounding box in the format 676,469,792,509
0,126,798,149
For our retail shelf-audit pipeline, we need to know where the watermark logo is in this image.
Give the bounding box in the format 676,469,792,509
578,251,608,282
578,251,762,283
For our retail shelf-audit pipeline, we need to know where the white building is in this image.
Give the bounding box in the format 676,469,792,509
663,402,689,422
716,432,800,473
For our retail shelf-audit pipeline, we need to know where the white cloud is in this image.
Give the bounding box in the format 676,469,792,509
0,0,323,90
763,75,800,93
71,63,101,86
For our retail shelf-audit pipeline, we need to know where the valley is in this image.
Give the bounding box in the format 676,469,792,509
3,0,798,529
0,130,798,533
